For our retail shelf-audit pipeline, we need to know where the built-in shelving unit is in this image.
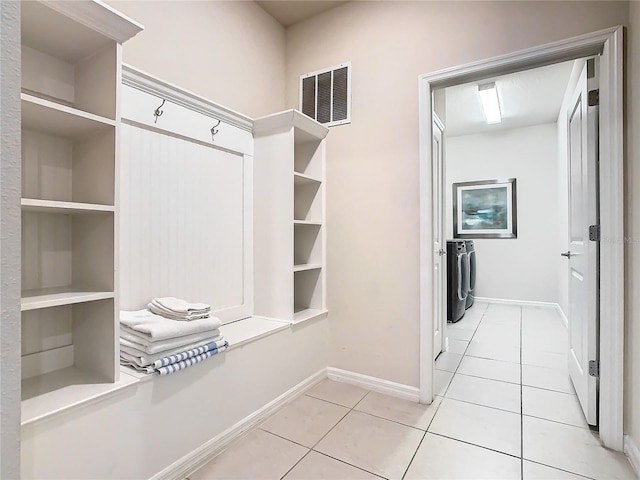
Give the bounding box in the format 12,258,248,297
20,0,143,425
254,110,329,324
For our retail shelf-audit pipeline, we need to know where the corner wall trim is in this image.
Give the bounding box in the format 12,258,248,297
556,305,569,329
326,367,420,402
624,434,640,478
150,369,327,480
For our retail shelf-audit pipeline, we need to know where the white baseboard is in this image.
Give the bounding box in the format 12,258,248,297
624,434,640,479
476,297,568,329
151,369,327,480
327,367,419,402
475,297,559,308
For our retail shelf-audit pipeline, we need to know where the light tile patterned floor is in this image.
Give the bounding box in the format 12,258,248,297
188,302,637,480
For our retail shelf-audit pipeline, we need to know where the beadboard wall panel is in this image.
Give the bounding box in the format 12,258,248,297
119,123,252,321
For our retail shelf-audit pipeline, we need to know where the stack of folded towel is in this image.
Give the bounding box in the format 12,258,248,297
119,309,228,376
148,297,211,321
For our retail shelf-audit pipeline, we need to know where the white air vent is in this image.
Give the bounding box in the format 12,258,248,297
300,62,351,127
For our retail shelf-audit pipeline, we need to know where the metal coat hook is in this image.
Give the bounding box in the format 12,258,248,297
153,99,165,123
210,119,221,141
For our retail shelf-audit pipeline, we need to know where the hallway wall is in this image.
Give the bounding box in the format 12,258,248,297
105,0,286,118
445,124,559,303
285,0,628,388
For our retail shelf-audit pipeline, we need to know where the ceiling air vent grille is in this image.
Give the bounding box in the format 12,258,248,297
300,62,351,127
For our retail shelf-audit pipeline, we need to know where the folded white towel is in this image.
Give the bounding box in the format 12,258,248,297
120,329,222,355
120,336,225,367
120,310,221,342
151,297,210,314
147,303,210,321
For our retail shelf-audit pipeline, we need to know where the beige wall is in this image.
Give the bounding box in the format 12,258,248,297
285,1,628,387
106,0,285,118
626,1,640,456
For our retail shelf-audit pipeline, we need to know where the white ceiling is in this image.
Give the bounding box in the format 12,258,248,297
444,60,577,137
256,1,348,27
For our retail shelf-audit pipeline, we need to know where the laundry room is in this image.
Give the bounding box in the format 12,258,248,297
438,59,588,327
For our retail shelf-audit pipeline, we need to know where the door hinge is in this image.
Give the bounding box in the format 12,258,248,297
589,224,600,242
589,360,599,377
588,89,600,106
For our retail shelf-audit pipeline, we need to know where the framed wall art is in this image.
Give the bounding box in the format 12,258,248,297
453,178,517,239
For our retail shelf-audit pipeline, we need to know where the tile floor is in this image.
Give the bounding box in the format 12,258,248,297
188,302,637,480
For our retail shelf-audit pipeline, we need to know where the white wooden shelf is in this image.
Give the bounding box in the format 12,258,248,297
293,308,328,324
21,0,143,64
254,109,326,323
21,288,115,311
21,366,139,426
21,198,114,214
21,93,115,139
293,263,323,273
294,172,321,186
294,220,322,226
220,316,291,349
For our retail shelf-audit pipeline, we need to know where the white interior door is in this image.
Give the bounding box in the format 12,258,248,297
433,114,446,359
566,60,598,426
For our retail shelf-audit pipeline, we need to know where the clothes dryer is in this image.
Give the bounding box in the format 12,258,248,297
447,240,468,323
465,240,476,309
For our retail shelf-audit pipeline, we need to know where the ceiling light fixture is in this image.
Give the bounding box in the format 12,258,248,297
478,83,502,124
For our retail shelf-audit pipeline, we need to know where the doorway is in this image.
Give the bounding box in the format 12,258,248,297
418,26,624,450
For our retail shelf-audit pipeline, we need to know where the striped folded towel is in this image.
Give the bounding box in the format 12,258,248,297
119,336,224,367
152,339,228,368
157,343,228,376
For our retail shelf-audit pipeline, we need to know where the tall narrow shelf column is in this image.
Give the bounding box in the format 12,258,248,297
20,0,142,425
254,110,329,324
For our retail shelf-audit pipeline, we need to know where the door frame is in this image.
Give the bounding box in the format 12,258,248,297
418,26,624,450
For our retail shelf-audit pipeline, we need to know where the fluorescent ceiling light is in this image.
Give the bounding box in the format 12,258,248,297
478,83,502,124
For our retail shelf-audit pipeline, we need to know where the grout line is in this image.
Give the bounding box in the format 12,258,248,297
426,431,522,460
401,429,428,480
463,353,521,365
438,396,521,416
308,392,368,450
308,390,390,480
521,413,590,430
522,458,597,480
453,370,520,386
304,392,361,410
310,451,389,479
278,389,372,480
521,383,576,396
454,371,521,386
277,448,312,480
259,428,312,450
350,408,427,433
520,305,524,480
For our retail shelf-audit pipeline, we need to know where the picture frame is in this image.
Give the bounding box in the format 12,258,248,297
453,178,517,239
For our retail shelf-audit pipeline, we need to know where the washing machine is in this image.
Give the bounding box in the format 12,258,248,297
465,240,476,309
447,240,468,323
